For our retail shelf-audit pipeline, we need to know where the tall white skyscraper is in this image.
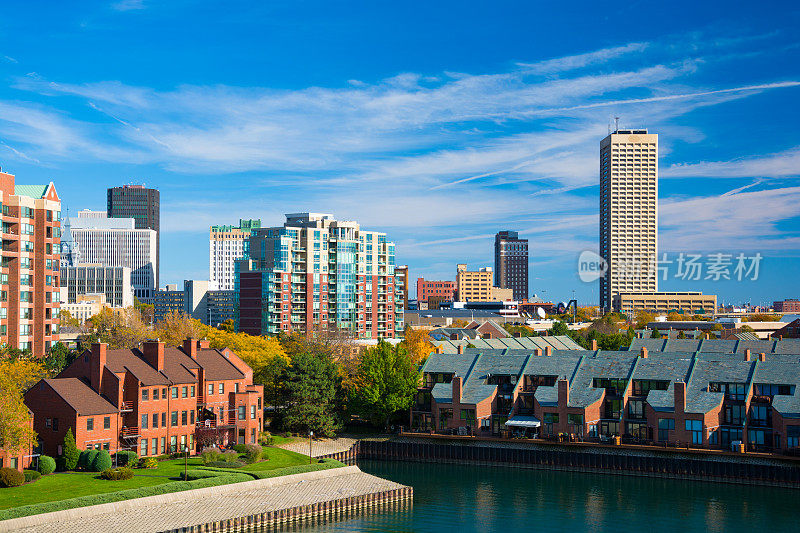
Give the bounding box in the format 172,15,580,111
209,219,261,291
70,210,157,302
599,128,658,311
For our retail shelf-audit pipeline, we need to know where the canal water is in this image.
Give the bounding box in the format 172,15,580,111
291,459,798,532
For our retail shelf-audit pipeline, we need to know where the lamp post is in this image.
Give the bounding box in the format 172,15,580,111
309,431,313,464
184,446,189,480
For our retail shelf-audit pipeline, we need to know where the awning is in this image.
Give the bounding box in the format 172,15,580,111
504,415,541,428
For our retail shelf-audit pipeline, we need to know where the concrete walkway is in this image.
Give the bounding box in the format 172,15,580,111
0,466,406,533
277,437,357,457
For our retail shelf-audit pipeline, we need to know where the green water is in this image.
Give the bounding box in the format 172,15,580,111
294,460,798,532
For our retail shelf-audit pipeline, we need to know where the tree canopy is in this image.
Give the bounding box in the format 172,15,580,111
0,357,44,453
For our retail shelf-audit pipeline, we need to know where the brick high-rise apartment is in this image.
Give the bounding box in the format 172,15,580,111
494,230,528,301
394,265,409,310
599,128,658,312
210,219,261,291
0,170,62,356
236,213,402,339
107,185,160,290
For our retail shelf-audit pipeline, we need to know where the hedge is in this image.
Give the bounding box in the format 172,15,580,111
0,473,253,521
23,470,41,483
78,450,98,471
37,456,56,476
100,467,134,481
113,451,138,467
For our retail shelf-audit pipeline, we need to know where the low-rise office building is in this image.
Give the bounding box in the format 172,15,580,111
414,339,800,453
60,264,133,309
25,338,263,457
613,291,717,316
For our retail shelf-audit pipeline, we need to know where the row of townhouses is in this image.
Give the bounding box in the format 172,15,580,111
414,338,800,453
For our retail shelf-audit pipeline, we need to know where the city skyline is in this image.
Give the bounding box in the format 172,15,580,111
0,2,798,305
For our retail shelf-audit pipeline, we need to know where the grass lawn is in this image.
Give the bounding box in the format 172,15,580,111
270,434,302,446
0,446,310,510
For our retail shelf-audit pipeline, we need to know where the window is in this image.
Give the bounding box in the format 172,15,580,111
171,387,178,399
251,405,257,420
153,388,159,400
142,389,149,401
208,383,214,396
627,400,644,419
787,426,800,449
160,437,166,454
53,418,59,431
104,416,110,429
182,411,188,425
171,411,178,427
219,383,224,395
140,439,148,456
190,410,195,425
152,438,158,455
161,412,166,427
181,386,188,398
238,405,246,420
658,418,674,442
170,435,177,453
685,419,703,444
152,413,158,428
459,408,476,425
141,414,148,429
190,385,195,398
87,418,94,431
162,388,167,398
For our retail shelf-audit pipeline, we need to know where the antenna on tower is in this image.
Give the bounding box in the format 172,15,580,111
614,116,620,133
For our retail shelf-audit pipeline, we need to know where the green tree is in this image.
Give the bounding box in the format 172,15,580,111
549,321,569,336
634,311,655,329
650,329,660,339
0,358,43,454
677,330,686,339
42,342,71,375
61,428,79,471
349,341,420,428
280,341,342,437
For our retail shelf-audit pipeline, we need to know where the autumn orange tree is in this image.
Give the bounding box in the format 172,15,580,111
0,356,44,454
398,326,434,365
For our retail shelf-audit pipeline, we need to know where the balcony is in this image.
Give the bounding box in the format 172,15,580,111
120,401,134,412
120,426,140,438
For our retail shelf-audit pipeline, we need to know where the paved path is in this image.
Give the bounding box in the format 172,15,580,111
1,466,406,533
277,437,357,457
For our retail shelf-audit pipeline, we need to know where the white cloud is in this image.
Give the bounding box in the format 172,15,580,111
663,146,800,179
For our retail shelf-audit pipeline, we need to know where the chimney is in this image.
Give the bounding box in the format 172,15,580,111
744,349,751,362
199,339,210,349
457,344,464,355
450,333,459,340
545,346,552,357
142,339,165,371
435,345,444,354
640,347,648,359
591,339,598,351
674,381,686,414
558,378,570,406
513,332,522,338
90,343,107,393
452,376,463,403
759,352,766,362
183,338,198,359
534,348,542,357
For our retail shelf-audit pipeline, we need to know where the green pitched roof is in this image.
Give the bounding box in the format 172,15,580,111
14,184,48,199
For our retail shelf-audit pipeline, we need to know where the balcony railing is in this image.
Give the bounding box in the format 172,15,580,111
120,426,140,438
120,401,134,412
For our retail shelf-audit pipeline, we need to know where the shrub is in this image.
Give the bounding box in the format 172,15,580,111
206,460,245,468
114,451,138,467
200,446,222,465
259,431,274,446
61,428,80,471
243,444,262,464
78,449,98,471
220,450,238,462
138,457,158,469
232,444,248,454
23,470,41,483
100,467,134,481
90,450,112,472
37,455,56,475
0,467,25,488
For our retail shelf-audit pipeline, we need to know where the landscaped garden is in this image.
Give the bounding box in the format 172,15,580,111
0,442,342,521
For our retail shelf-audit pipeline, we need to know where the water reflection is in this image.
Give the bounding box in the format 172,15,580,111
286,460,794,533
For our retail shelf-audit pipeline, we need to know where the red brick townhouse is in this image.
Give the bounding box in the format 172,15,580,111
415,339,800,453
25,338,263,458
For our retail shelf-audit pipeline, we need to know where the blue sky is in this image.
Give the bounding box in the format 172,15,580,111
1,1,799,306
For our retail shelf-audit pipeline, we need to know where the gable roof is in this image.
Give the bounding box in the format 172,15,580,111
42,378,118,416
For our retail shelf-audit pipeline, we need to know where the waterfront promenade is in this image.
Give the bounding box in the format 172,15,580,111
0,466,410,533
